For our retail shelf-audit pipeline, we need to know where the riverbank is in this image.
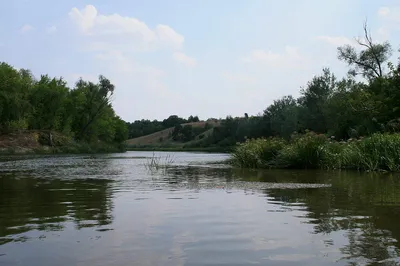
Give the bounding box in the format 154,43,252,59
231,132,400,172
127,145,232,153
0,131,126,155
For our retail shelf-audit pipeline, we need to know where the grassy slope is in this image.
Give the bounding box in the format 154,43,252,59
126,121,219,149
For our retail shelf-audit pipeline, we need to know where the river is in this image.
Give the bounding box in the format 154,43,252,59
1,151,400,266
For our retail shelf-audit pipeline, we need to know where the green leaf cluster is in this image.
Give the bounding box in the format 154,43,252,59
0,62,128,146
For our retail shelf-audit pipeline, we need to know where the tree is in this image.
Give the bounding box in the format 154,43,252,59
337,22,392,80
0,63,34,132
162,115,186,128
188,115,200,123
28,75,70,131
298,68,336,133
72,75,115,140
264,95,300,138
0,61,128,147
172,124,183,141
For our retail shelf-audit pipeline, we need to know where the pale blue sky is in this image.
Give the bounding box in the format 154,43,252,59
1,0,399,121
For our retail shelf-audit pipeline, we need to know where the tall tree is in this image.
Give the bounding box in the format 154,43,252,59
298,68,336,133
264,95,300,138
72,75,115,140
0,63,34,132
337,22,392,80
28,75,69,131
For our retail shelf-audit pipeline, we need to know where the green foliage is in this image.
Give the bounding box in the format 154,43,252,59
170,123,211,142
233,133,400,172
5,119,29,132
0,63,33,132
343,134,400,171
318,140,346,169
28,75,70,131
337,23,392,79
0,62,128,150
127,119,164,139
187,115,200,123
171,124,183,141
206,23,400,154
126,114,201,139
231,138,286,168
275,132,328,169
264,95,300,138
298,68,336,133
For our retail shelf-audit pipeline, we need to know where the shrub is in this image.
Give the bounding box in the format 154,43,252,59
5,119,29,132
231,138,286,168
275,132,328,169
320,141,347,169
345,133,400,171
232,132,400,172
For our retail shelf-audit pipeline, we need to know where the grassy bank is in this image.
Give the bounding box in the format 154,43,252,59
0,131,126,155
231,132,400,172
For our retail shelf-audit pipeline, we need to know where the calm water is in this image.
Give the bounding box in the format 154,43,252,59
1,152,400,266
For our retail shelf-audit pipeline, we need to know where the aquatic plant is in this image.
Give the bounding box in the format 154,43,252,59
144,152,175,171
231,138,286,168
232,132,400,172
344,133,400,171
275,132,327,169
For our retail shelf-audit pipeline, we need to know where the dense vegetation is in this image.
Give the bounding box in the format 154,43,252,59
231,132,400,171
171,123,213,142
126,115,200,139
3,22,399,164
0,63,128,153
229,24,400,171
127,24,400,162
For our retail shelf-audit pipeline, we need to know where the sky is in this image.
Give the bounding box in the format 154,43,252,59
1,0,400,122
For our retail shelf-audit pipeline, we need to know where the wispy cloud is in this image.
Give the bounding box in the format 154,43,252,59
172,52,197,67
20,24,34,33
46,25,57,34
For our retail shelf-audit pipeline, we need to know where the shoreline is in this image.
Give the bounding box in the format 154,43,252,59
126,146,232,153
0,131,126,156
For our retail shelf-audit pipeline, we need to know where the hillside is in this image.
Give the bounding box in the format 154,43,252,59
126,120,219,148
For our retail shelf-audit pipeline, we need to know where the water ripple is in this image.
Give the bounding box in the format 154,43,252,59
1,151,400,266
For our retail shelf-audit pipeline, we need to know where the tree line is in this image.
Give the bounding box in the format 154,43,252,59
0,63,128,146
126,115,200,139
187,23,400,149
3,23,398,153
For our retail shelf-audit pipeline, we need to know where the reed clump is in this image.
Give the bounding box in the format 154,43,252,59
231,132,400,172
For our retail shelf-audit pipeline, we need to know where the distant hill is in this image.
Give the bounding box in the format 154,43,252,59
126,120,220,148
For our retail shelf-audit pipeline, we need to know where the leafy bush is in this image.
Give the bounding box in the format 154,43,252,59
231,138,286,168
233,132,400,172
345,134,400,171
319,141,346,169
275,132,328,169
5,119,29,132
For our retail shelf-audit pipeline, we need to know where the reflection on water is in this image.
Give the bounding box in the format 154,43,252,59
1,152,400,265
0,176,113,245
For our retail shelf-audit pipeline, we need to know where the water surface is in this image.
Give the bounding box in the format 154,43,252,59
1,151,400,265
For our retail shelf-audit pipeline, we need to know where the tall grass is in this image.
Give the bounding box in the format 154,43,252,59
275,132,327,169
144,152,175,171
232,132,400,172
343,134,400,171
231,138,286,168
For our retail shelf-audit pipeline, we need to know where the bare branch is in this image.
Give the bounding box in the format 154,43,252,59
355,38,371,50
363,21,383,77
